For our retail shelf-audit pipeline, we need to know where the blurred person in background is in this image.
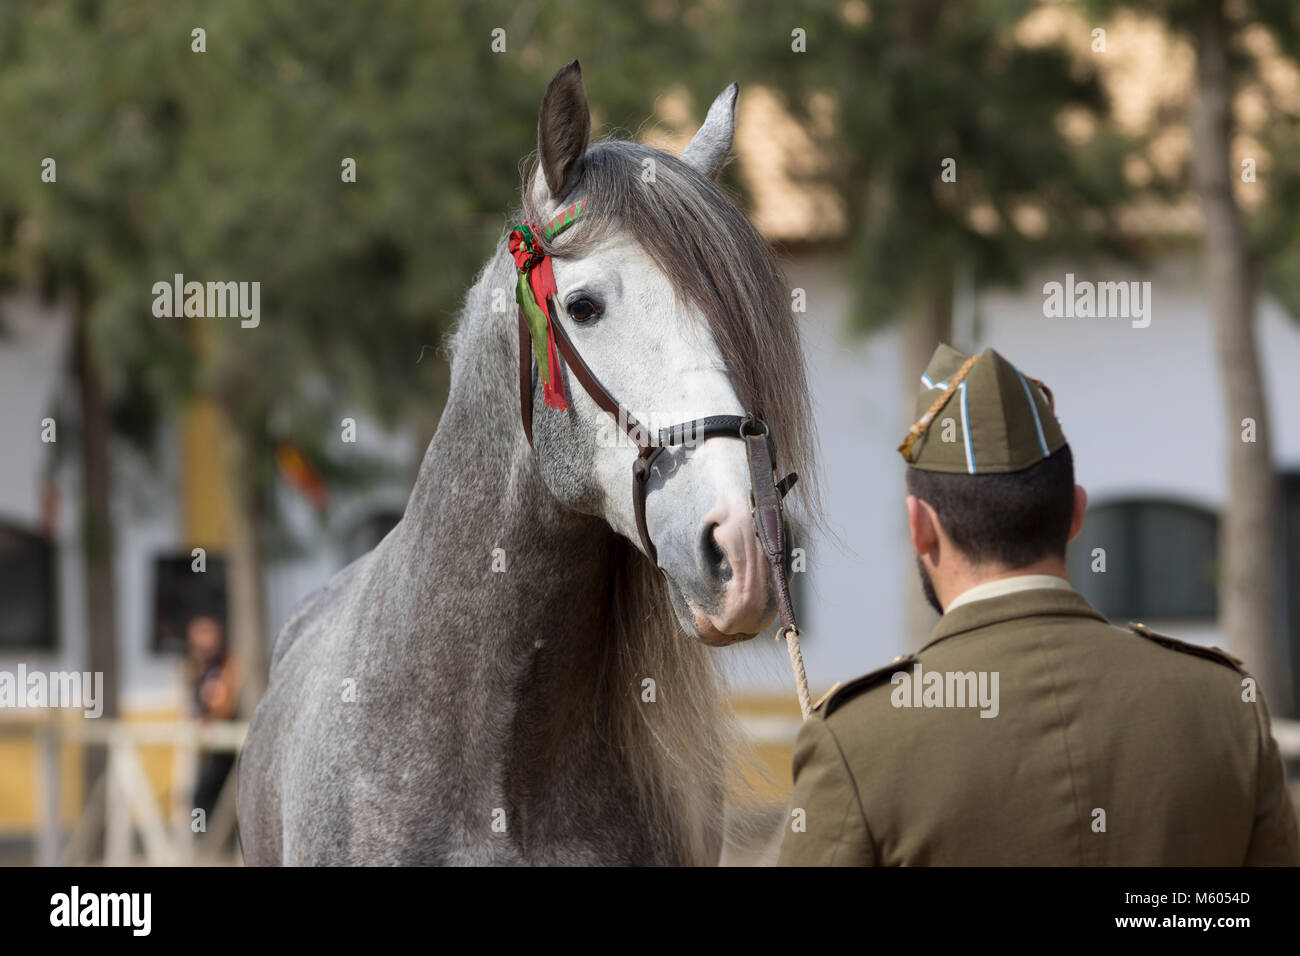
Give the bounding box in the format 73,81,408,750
186,614,241,822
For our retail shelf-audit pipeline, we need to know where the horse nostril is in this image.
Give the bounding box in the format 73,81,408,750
699,522,732,585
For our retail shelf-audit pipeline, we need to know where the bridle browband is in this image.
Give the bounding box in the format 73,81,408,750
510,200,813,718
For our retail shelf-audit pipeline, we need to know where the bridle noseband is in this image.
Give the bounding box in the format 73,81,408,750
510,200,812,718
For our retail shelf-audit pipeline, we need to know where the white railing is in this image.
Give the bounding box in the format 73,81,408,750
1,719,247,866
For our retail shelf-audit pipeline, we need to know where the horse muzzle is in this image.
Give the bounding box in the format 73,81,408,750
687,503,778,644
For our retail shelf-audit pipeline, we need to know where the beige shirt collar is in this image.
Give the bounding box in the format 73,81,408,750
944,574,1075,613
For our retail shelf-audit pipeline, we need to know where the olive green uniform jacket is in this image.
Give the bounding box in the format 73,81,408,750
777,588,1299,866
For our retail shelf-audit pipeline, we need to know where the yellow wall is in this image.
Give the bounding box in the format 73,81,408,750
731,694,801,802
181,399,231,549
0,709,182,836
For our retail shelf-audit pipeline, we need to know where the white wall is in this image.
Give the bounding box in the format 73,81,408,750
0,293,72,528
980,257,1300,509
723,254,911,694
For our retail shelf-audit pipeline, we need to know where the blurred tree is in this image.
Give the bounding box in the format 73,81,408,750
711,0,1132,336
1085,0,1300,713
707,0,1132,643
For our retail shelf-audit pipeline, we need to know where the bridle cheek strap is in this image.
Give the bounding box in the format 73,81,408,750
513,204,813,719
742,423,811,718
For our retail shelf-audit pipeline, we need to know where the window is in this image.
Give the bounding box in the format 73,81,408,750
0,522,56,650
1067,499,1218,621
152,553,228,654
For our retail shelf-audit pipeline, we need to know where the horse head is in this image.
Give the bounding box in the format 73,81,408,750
516,61,814,647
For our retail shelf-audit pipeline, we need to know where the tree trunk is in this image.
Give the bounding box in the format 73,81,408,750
1191,0,1290,713
222,418,269,715
903,284,953,648
74,300,118,800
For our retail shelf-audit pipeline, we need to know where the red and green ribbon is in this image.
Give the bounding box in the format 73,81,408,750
509,200,587,410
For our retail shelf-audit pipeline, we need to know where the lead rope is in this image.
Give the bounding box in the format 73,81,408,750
784,626,812,720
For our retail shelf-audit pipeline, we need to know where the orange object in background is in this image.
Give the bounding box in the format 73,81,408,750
275,441,329,511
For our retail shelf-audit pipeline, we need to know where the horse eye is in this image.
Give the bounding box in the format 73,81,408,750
567,296,602,324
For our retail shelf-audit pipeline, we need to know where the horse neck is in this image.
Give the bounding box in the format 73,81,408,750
392,259,728,862
400,286,617,687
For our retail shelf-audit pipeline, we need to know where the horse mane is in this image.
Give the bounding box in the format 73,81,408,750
599,537,741,862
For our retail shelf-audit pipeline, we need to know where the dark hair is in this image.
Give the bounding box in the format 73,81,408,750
906,444,1076,568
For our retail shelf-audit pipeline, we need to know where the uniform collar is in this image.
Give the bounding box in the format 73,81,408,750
922,584,1109,652
945,573,1074,612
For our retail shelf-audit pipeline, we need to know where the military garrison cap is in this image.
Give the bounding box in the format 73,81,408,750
898,344,1066,474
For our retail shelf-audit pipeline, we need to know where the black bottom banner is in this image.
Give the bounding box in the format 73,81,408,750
0,865,1291,942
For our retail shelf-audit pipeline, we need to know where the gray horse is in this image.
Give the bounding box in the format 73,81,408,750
238,62,815,865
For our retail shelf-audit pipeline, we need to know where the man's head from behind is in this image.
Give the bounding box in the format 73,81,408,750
900,345,1087,614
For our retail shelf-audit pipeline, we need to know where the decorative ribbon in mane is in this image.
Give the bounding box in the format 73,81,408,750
509,200,588,410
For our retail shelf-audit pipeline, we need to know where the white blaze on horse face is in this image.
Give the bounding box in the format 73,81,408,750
549,237,777,643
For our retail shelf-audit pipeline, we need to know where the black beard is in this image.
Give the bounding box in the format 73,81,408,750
916,556,943,615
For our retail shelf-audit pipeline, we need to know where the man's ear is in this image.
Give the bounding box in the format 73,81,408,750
1068,485,1088,543
906,494,941,557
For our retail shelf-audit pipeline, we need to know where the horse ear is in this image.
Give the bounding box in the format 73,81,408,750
680,83,738,180
536,60,591,202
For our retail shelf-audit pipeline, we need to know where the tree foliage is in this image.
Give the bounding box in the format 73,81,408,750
709,0,1134,330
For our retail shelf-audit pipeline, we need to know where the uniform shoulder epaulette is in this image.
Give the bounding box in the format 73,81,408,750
1127,621,1245,671
813,653,917,717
